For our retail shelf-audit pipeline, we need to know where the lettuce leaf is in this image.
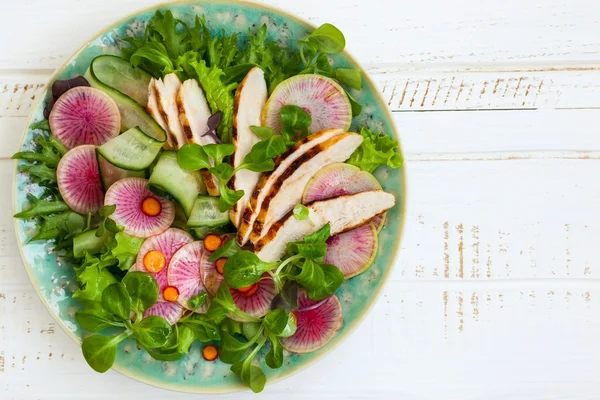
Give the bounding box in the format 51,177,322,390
347,128,403,173
187,58,237,143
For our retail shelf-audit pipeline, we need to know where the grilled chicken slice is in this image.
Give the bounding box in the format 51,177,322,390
236,128,345,245
154,73,187,149
255,190,395,262
177,79,220,196
229,67,268,228
146,78,170,147
248,131,363,244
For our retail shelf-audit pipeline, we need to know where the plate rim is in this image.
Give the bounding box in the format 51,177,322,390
12,0,408,393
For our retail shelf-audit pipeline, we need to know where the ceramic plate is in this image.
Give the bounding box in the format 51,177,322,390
13,0,406,393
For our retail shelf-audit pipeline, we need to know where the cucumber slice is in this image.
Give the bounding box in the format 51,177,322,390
192,224,236,240
97,127,163,171
97,154,146,191
88,55,151,105
148,151,207,216
187,196,230,228
85,56,167,142
73,229,111,258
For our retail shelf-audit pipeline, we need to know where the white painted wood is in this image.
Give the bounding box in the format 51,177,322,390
2,0,600,398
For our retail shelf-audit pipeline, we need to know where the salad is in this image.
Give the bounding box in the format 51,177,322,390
13,10,402,393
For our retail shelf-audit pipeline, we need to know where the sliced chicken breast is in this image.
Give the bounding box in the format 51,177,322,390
177,79,220,196
154,73,187,149
229,67,268,228
236,128,345,245
248,132,363,244
146,78,171,148
255,190,395,262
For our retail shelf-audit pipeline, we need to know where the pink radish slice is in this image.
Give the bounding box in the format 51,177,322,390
143,301,184,325
281,290,343,353
229,275,277,321
56,144,104,214
133,228,193,301
49,86,120,149
199,235,235,296
167,241,211,313
104,178,175,238
324,223,378,278
262,75,352,134
303,162,385,231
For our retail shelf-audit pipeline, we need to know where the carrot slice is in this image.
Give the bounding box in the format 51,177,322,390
238,283,258,297
143,250,166,273
204,234,222,252
141,197,162,216
215,258,227,275
163,286,179,302
202,344,218,361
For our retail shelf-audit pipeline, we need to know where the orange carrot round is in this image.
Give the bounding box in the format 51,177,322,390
202,344,219,361
163,286,179,302
143,250,166,273
204,234,222,252
215,258,227,275
238,283,258,297
141,197,162,216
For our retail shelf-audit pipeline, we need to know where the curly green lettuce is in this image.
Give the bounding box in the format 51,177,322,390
347,127,403,173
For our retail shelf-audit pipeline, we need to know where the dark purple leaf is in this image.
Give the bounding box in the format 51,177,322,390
44,76,90,119
201,111,223,144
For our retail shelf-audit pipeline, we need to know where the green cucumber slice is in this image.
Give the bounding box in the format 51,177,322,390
97,154,146,190
96,127,162,171
187,196,230,228
85,56,167,142
88,55,151,105
73,229,111,258
148,151,207,217
191,224,236,240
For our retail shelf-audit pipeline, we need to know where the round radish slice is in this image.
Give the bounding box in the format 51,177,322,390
167,241,211,313
281,290,343,353
49,86,120,149
143,301,184,325
324,222,378,278
133,228,193,301
199,235,235,296
303,163,385,231
57,144,104,214
262,75,352,134
105,178,175,238
229,275,277,321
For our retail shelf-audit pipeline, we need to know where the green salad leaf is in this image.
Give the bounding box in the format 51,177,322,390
347,127,403,173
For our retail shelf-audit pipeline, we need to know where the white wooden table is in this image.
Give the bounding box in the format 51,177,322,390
2,0,600,398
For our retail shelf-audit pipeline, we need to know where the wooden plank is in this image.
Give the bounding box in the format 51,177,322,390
3,283,600,398
2,0,600,70
3,69,600,119
4,109,600,159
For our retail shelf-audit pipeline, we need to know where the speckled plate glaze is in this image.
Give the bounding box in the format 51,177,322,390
13,0,406,393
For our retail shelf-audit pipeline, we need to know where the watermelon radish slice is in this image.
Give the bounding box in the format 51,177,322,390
56,145,104,214
104,177,175,238
229,275,277,321
199,235,235,296
49,86,120,149
132,228,193,301
281,290,343,353
324,222,378,278
302,163,385,230
143,301,184,325
262,75,352,134
167,241,211,313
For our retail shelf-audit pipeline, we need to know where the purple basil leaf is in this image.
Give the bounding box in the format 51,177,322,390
201,111,224,144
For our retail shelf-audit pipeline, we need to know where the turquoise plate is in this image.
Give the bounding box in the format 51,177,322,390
13,0,406,393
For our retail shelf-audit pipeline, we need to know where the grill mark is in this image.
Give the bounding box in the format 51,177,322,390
176,92,195,142
154,80,179,149
249,133,350,243
238,129,345,244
